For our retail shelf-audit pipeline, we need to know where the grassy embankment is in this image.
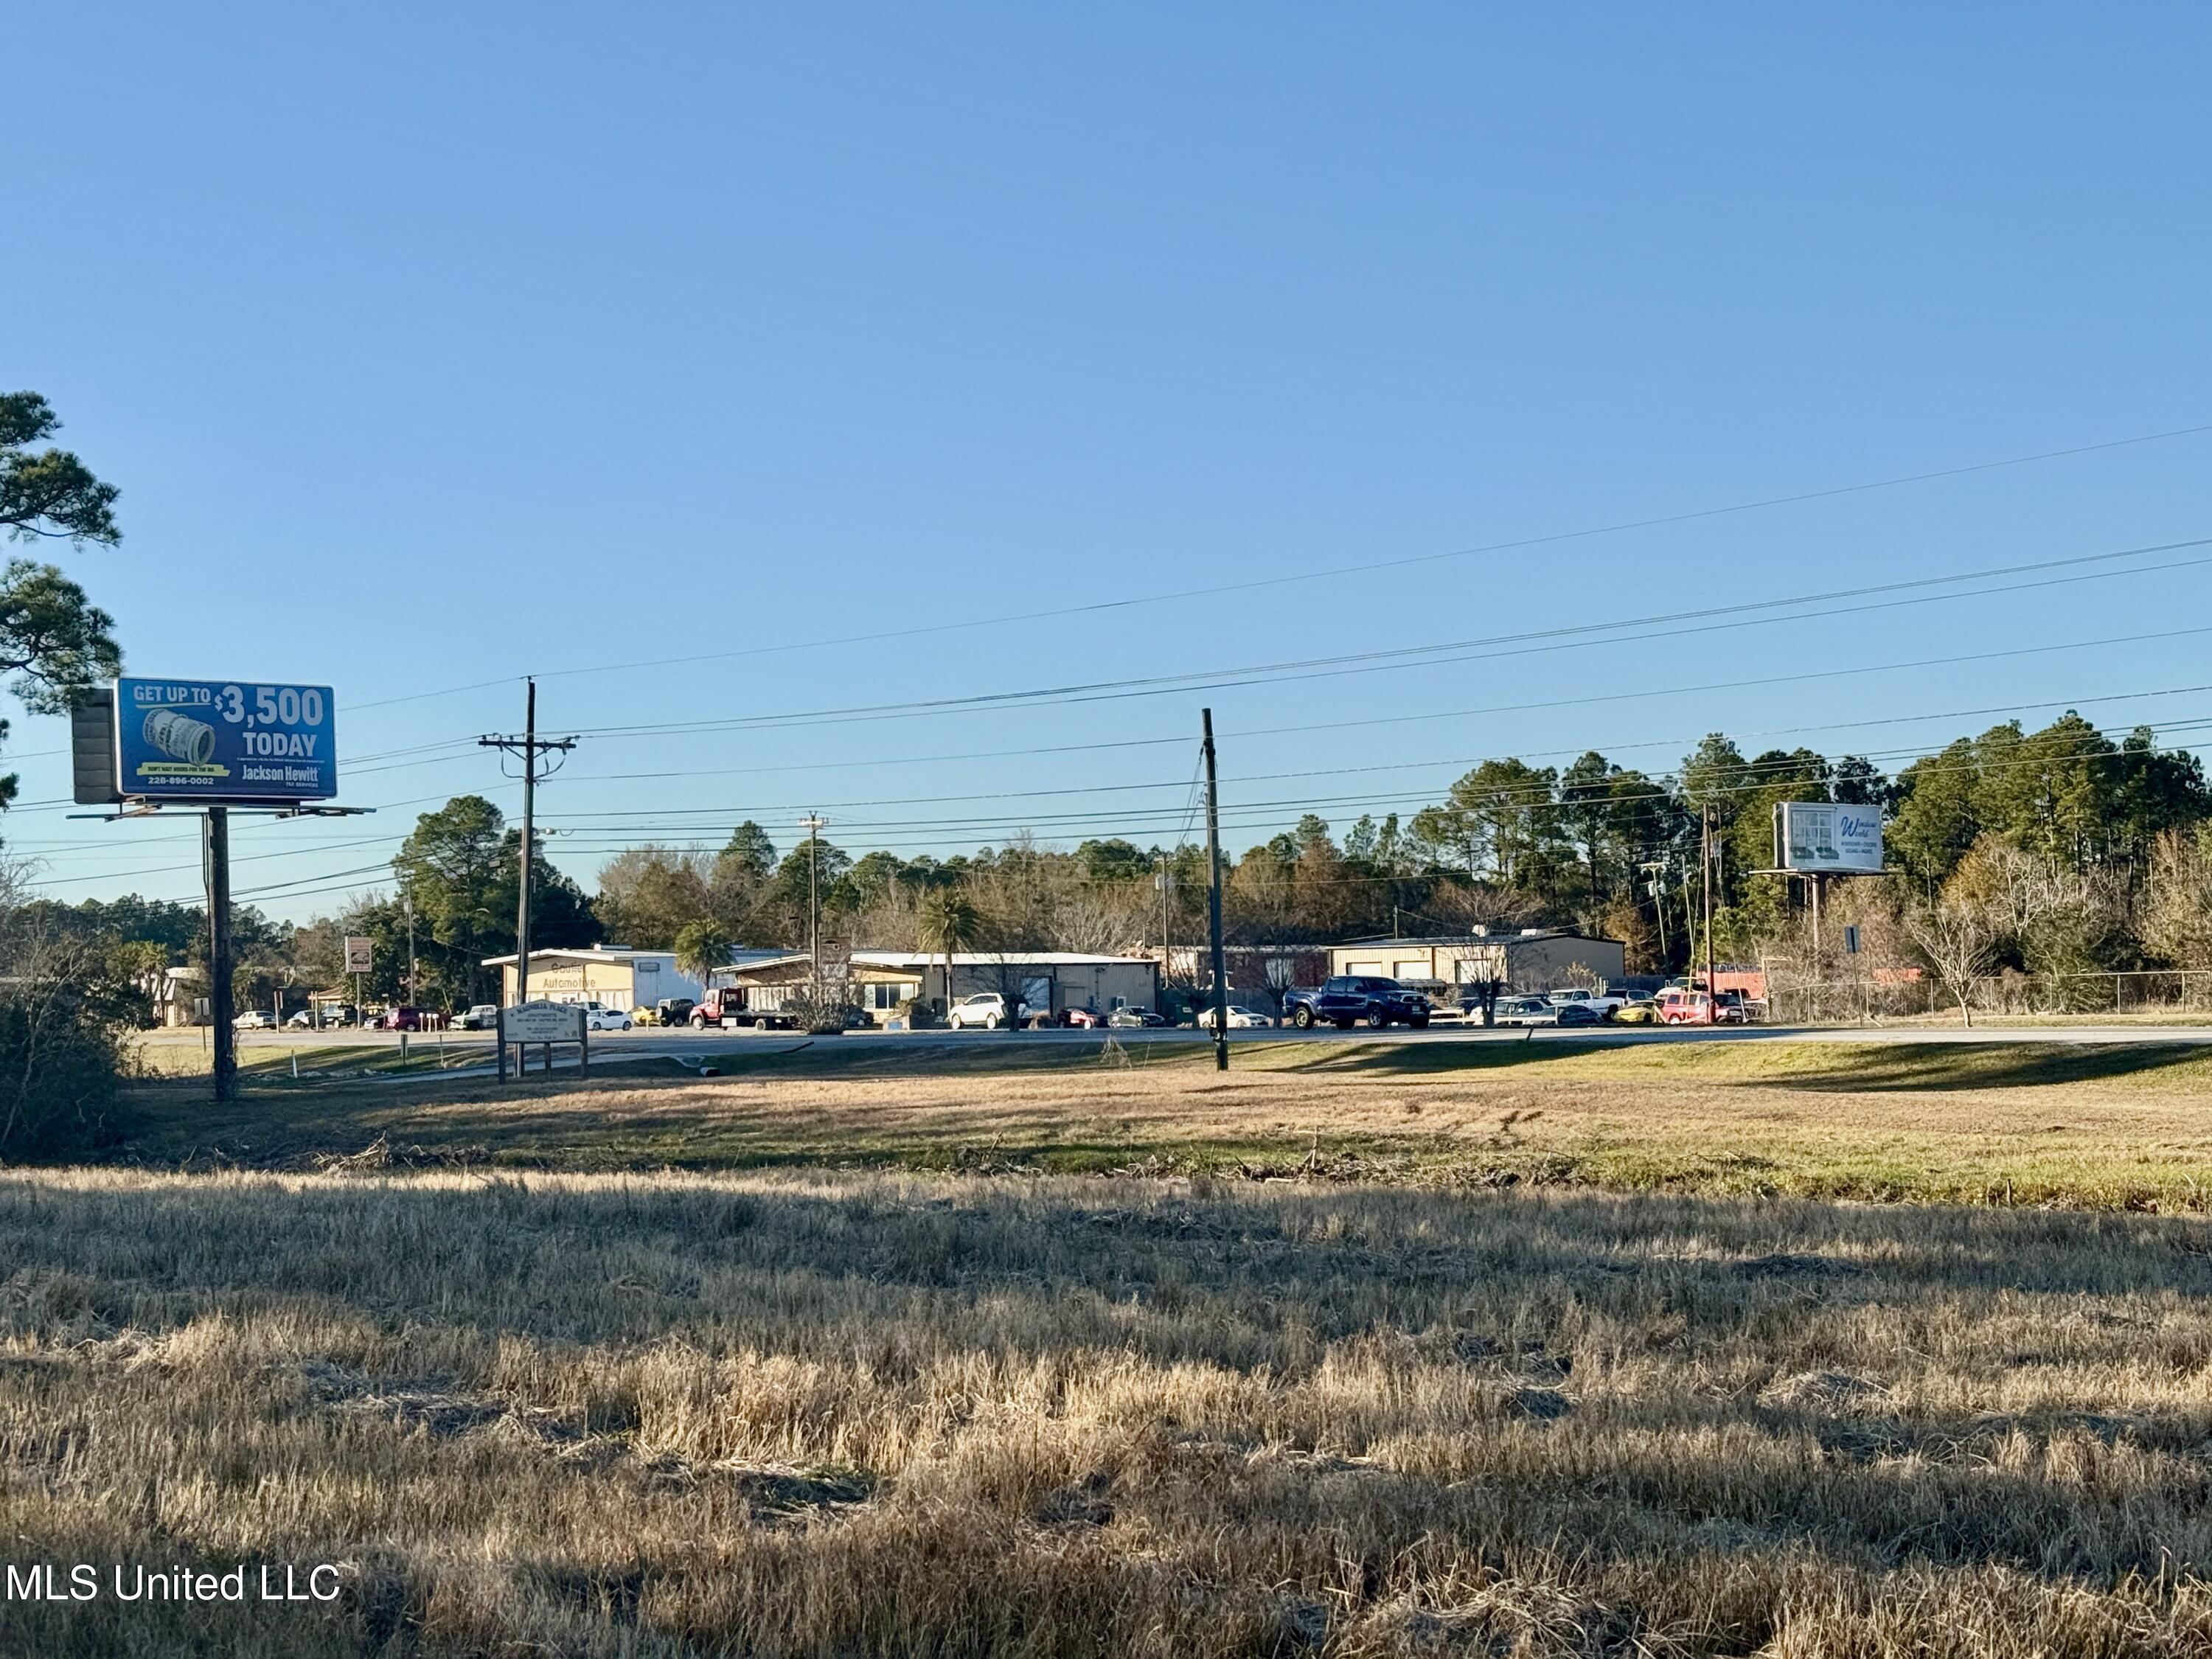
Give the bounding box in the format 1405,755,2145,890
123,1036,2212,1211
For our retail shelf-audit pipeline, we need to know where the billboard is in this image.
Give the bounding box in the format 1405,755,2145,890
501,1001,585,1044
114,679,336,804
1773,801,1884,874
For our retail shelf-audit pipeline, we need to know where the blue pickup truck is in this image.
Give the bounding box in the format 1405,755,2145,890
1282,975,1432,1030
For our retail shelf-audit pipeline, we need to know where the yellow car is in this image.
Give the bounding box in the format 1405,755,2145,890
1613,998,1661,1024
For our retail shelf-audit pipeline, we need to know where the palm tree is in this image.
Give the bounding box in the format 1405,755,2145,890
674,919,734,1006
916,888,980,1021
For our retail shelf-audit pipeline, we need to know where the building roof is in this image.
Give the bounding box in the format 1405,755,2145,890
479,945,789,967
720,949,1158,975
1336,929,1624,948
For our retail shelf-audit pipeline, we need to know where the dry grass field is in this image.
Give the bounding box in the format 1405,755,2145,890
9,1040,2211,1654
127,1037,2212,1211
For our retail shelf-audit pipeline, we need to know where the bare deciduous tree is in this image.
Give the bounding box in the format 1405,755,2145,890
1905,895,1996,1027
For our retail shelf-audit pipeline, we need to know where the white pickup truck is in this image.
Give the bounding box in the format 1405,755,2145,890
1545,988,1627,1020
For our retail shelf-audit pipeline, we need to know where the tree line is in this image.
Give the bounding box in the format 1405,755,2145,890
35,707,2212,1024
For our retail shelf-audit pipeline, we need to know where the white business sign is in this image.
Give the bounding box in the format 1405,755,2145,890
1773,801,1884,874
499,1000,584,1043
343,935,372,975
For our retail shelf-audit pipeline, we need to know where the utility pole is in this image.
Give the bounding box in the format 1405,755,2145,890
1155,855,1172,990
479,678,577,1074
403,892,417,1006
204,807,235,1102
801,814,826,999
1701,804,1717,1020
1201,709,1229,1071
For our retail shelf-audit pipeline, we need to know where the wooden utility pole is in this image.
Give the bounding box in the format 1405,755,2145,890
516,681,537,1010
1202,709,1229,1071
1701,805,1717,1020
801,814,827,999
1156,856,1172,990
480,678,576,1077
204,807,235,1102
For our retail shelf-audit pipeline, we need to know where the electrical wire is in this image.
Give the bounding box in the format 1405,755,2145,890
342,418,2212,709
550,537,2212,740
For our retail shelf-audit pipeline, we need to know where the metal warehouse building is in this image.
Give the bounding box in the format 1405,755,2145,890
1328,928,1627,994
712,950,1160,1026
482,945,722,1012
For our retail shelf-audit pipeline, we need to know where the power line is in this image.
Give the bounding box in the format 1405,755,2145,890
341,418,2212,709
552,537,2212,740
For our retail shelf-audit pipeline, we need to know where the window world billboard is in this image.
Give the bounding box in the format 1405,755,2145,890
113,678,337,804
1773,801,1883,874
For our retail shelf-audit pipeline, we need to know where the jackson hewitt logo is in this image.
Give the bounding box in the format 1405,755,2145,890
3,1563,341,1602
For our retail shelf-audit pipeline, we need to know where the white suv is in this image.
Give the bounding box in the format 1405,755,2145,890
946,992,1036,1029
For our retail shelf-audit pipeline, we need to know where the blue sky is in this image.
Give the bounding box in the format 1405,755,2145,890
11,4,2212,920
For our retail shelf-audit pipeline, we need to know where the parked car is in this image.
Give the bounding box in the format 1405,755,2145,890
377,1006,425,1032
646,997,695,1028
1199,1004,1274,1030
580,1001,632,1032
947,992,1037,1030
1493,996,1559,1027
1107,1006,1169,1028
1658,989,1748,1026
1282,976,1431,1030
453,1004,500,1030
1613,997,1661,1024
1545,988,1625,1020
234,1009,275,1030
1061,1006,1105,1028
284,1008,317,1029
1554,1001,1602,1027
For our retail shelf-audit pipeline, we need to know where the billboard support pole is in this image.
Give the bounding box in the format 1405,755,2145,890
204,807,237,1103
1202,709,1229,1071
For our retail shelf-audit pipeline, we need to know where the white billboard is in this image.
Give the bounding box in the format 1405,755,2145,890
1773,801,1884,874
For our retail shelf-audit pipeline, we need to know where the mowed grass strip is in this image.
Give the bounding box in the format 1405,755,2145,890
122,1039,2212,1211
4,1169,2212,1655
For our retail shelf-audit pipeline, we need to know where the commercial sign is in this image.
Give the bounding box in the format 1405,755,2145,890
343,936,373,975
499,1001,585,1044
1773,801,1885,874
113,678,337,804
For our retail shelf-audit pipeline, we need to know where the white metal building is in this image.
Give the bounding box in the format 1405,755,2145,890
481,945,719,1012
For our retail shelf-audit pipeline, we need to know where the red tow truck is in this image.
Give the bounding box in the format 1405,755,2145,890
688,989,795,1031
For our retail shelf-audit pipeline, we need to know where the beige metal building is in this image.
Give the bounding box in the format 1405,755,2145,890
1328,928,1626,993
482,945,710,1012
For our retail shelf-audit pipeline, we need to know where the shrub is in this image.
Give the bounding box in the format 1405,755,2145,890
0,945,133,1159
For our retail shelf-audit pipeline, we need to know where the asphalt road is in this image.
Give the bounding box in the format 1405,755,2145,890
159,1019,2212,1068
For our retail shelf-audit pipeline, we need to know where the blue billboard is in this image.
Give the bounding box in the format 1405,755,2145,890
114,678,338,803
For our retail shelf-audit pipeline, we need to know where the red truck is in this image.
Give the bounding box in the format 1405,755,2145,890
687,990,795,1031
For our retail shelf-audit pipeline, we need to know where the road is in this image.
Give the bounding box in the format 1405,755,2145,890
145,1018,2212,1077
